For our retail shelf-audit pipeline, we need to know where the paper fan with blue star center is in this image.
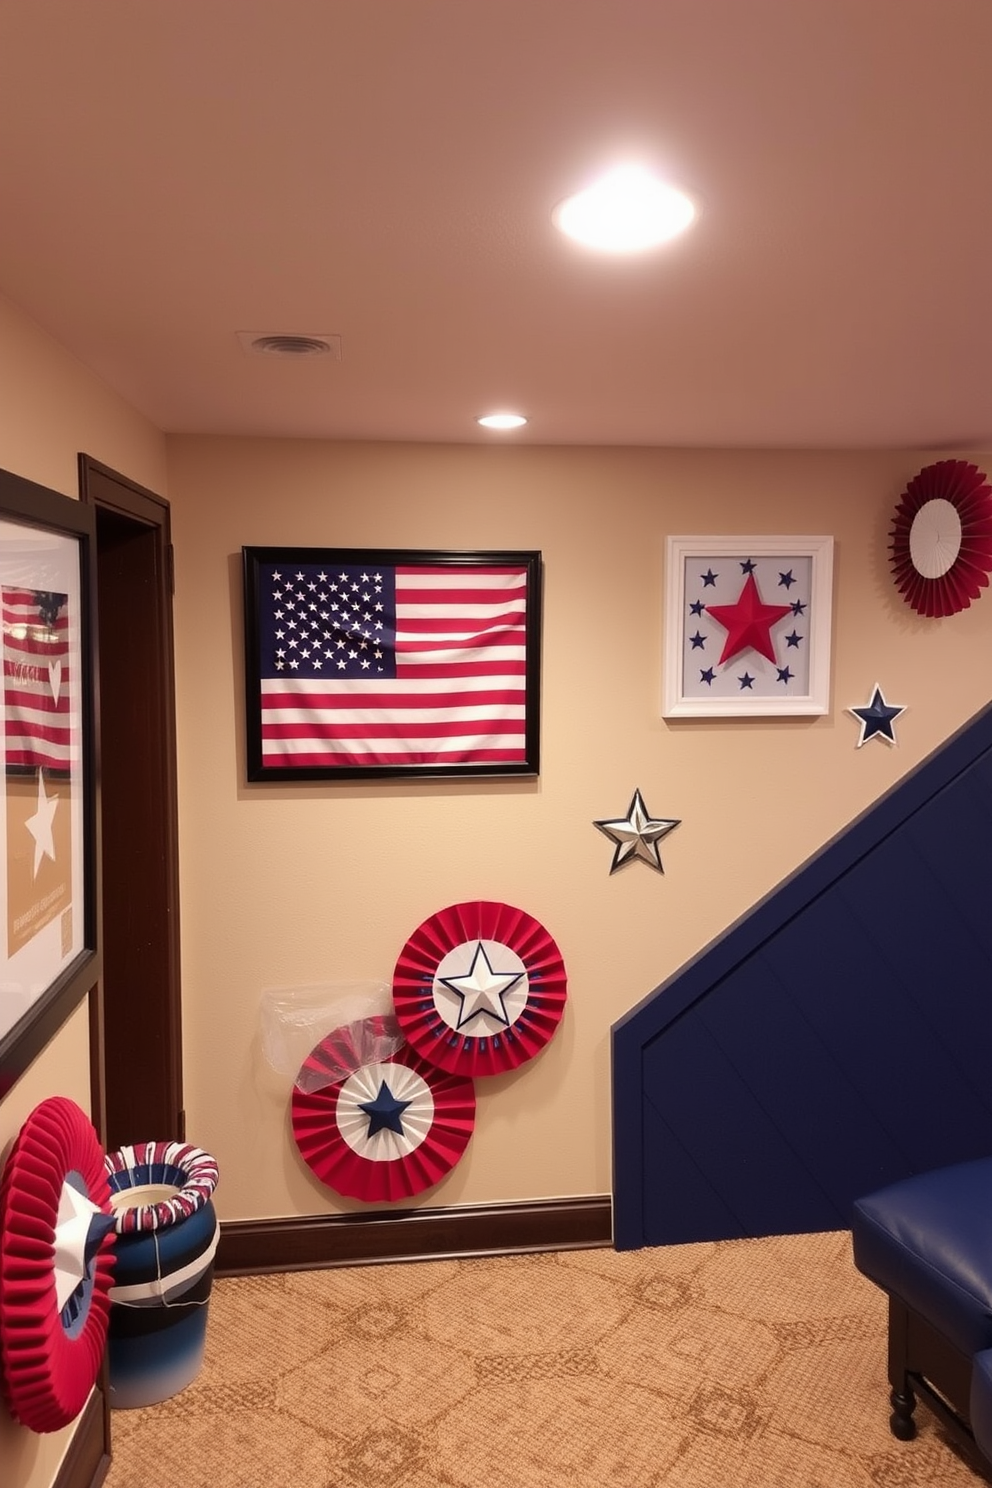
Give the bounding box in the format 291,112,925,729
0,1096,116,1432
392,900,567,1078
291,1018,476,1202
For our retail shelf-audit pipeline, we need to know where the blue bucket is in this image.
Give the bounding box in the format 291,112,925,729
104,1142,220,1409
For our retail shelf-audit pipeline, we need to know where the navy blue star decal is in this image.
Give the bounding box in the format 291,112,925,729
700,569,718,587
358,1079,412,1137
790,599,806,616
738,672,755,689
689,631,706,649
740,558,756,574
778,570,796,589
848,684,906,748
776,666,794,684
785,630,802,648
700,667,716,685
689,599,706,615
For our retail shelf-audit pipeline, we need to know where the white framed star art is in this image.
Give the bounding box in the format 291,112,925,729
662,535,834,718
0,468,97,1095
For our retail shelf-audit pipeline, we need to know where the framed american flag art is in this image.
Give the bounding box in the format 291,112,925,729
242,547,543,780
0,467,99,1096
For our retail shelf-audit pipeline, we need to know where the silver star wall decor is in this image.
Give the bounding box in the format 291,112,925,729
594,788,681,875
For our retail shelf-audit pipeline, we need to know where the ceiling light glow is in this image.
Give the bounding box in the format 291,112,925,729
477,412,528,430
554,165,696,253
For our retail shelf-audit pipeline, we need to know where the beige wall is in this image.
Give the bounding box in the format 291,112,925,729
3,269,990,1478
166,436,992,1223
0,290,167,1488
1,289,990,1476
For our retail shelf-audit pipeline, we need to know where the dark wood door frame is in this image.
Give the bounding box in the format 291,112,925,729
79,454,183,1149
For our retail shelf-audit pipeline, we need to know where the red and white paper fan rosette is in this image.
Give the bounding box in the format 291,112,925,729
291,1015,476,1202
0,1096,115,1432
392,900,567,1078
889,459,992,617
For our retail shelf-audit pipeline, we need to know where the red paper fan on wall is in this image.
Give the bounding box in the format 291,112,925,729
889,460,992,617
291,1021,476,1203
392,900,567,1078
0,1097,115,1433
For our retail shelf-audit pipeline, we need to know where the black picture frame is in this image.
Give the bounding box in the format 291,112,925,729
243,547,542,781
0,467,99,1097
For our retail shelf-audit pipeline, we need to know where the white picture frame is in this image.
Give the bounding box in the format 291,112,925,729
663,535,834,718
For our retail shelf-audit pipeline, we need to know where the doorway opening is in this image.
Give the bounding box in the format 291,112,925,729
79,454,183,1149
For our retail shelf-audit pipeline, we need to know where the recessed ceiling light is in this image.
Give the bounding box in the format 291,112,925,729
236,332,342,358
553,165,696,253
476,412,528,430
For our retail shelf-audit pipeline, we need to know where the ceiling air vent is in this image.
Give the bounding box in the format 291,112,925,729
237,332,342,359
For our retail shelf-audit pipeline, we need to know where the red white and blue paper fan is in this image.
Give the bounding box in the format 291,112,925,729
392,900,567,1078
291,1019,476,1203
0,1096,116,1432
889,459,992,617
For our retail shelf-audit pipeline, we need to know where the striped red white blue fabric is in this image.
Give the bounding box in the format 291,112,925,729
257,561,531,768
104,1142,219,1234
2,587,72,771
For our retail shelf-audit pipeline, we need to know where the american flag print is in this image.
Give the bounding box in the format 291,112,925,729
251,555,539,773
2,587,72,771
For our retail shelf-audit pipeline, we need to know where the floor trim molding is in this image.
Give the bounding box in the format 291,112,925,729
216,1195,612,1275
55,1387,109,1488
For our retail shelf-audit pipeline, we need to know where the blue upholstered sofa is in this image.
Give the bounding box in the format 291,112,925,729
851,1156,992,1472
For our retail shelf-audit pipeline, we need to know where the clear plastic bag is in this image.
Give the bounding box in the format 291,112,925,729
258,980,401,1091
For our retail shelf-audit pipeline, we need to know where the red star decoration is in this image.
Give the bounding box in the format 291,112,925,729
706,573,793,665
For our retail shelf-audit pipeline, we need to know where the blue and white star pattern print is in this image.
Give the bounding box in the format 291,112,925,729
680,552,813,701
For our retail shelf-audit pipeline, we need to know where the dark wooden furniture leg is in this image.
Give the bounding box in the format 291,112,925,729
887,1295,918,1440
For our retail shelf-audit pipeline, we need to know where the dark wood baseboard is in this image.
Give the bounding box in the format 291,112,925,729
54,1387,110,1488
216,1194,613,1276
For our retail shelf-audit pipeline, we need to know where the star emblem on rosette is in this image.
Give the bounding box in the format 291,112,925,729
391,901,568,1078
291,1014,476,1203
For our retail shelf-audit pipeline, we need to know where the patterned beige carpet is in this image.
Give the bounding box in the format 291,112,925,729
104,1231,989,1488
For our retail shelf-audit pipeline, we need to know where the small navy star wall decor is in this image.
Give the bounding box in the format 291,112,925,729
848,684,906,747
594,788,681,875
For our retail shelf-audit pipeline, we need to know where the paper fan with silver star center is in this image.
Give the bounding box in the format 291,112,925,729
392,900,567,1078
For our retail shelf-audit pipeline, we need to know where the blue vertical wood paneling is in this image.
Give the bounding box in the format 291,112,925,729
642,1014,837,1237
696,955,910,1212
640,1095,746,1247
836,880,992,1100
612,702,992,1250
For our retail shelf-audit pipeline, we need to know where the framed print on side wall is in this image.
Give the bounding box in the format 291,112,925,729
663,535,834,718
243,547,543,781
0,467,98,1096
